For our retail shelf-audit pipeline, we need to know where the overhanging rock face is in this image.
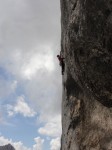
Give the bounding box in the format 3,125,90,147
60,0,112,149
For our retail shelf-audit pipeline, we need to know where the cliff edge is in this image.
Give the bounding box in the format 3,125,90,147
60,0,112,149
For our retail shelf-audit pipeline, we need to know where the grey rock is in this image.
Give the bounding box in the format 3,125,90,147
0,144,15,150
60,0,112,150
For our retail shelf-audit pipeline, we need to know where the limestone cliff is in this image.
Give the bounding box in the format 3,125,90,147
0,144,15,150
60,0,112,149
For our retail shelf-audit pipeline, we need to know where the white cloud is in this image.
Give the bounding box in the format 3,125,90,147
21,47,55,80
33,137,44,150
0,136,12,146
50,137,61,150
0,136,44,150
37,113,62,149
0,135,60,150
38,122,60,137
13,141,31,150
7,96,36,117
0,0,61,126
2,46,55,81
38,117,62,138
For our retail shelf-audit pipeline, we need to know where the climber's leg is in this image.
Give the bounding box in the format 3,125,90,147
61,61,65,75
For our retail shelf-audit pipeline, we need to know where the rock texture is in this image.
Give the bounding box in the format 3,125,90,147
60,0,112,149
0,144,15,150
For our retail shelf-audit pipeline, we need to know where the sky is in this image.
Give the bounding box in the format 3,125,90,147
0,0,62,150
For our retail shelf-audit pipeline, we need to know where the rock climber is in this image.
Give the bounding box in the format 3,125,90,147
57,54,65,75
